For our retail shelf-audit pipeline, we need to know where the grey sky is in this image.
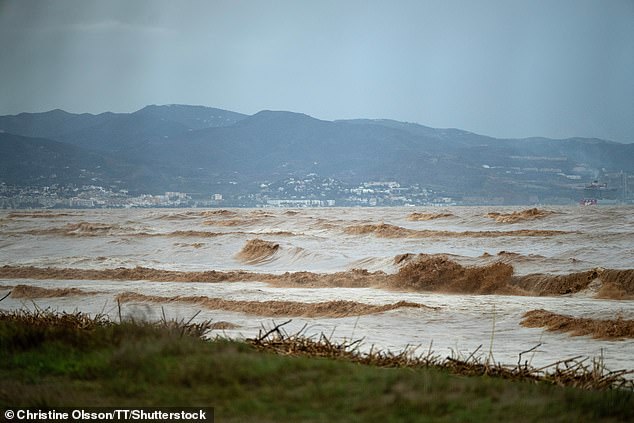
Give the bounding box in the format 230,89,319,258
1,0,632,142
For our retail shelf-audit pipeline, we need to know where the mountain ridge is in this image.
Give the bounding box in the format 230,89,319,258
1,105,632,204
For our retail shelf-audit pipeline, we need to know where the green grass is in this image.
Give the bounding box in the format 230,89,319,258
0,312,632,422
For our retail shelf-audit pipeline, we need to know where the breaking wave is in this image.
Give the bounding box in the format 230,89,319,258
407,212,454,221
344,223,569,238
203,218,262,227
200,209,238,218
521,309,634,339
115,291,435,318
2,258,632,299
16,222,119,236
9,284,96,298
236,239,280,264
7,211,80,219
596,269,634,300
485,208,556,223
156,210,238,220
391,255,522,295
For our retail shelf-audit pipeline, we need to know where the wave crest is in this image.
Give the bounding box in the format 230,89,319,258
115,291,435,317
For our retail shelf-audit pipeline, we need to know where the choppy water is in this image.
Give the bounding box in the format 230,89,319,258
1,206,633,371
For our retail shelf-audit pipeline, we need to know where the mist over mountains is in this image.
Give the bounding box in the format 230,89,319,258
1,104,632,205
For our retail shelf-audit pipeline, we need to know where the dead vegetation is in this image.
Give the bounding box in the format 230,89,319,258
0,307,223,343
248,320,634,391
521,309,634,339
0,307,632,391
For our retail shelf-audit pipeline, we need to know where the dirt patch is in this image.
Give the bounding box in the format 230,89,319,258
10,284,96,299
116,291,435,318
407,212,454,221
486,208,555,223
236,239,280,264
521,309,634,339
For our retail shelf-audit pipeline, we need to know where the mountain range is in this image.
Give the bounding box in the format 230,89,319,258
1,104,632,204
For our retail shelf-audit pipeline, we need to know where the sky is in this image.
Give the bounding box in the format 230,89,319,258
1,0,633,143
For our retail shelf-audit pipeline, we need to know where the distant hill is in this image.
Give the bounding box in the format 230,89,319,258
1,105,632,203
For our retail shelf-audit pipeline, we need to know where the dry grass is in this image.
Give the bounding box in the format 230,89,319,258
248,320,634,391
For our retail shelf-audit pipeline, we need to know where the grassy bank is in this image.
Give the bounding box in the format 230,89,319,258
0,310,632,422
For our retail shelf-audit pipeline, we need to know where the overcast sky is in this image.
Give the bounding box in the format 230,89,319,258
1,0,632,142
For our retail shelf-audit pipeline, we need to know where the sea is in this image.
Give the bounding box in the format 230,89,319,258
1,206,632,372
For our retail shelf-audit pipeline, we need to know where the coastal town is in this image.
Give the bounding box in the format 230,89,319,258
0,178,446,209
2,170,632,209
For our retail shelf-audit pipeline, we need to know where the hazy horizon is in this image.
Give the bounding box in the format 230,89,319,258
1,0,633,143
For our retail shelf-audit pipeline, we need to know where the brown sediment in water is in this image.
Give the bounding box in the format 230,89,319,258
236,239,280,264
0,265,259,283
138,230,226,238
14,228,295,238
596,269,634,300
344,223,568,238
202,219,242,227
210,321,240,330
115,291,434,318
485,208,556,223
492,251,547,264
199,209,238,217
512,269,601,296
521,309,634,339
10,284,96,299
2,260,633,299
16,222,120,237
174,242,205,249
202,218,262,227
156,210,238,220
269,268,391,289
15,228,297,238
7,211,80,218
391,255,523,295
407,212,454,221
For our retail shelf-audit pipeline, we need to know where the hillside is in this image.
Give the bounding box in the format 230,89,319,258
1,105,632,204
